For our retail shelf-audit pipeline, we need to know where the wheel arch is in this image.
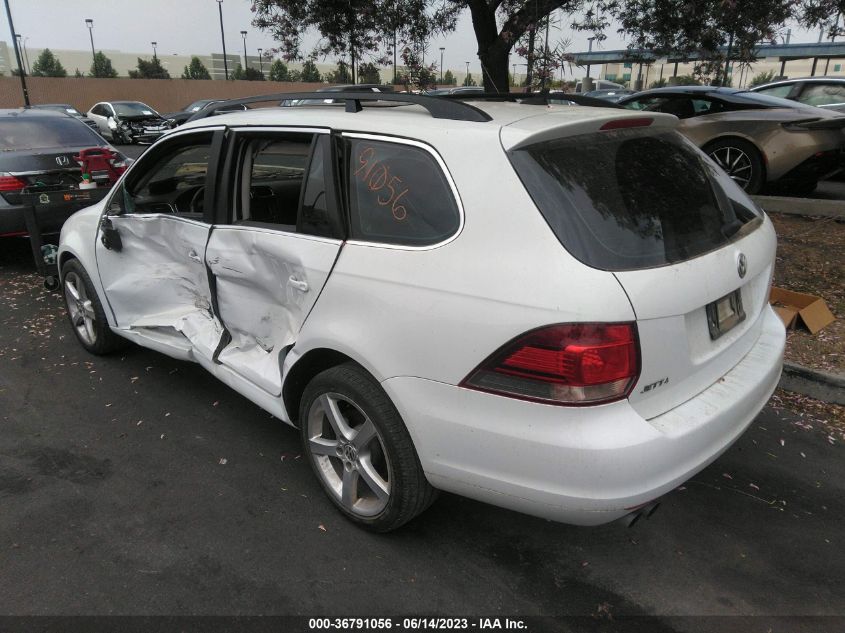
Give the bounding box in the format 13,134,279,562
282,347,362,426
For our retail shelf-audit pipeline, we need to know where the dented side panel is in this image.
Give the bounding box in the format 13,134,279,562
206,226,342,396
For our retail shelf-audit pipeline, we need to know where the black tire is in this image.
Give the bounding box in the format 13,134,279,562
61,258,127,355
704,137,765,194
300,363,437,532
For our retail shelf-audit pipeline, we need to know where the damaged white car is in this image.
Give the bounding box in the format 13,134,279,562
58,93,785,531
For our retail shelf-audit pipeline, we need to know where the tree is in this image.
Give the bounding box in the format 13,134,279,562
74,68,84,78
182,56,211,80
129,57,170,79
269,59,291,81
31,49,67,77
443,69,456,85
301,59,322,82
749,69,776,87
800,1,845,40
287,69,303,82
325,61,351,84
232,64,266,80
358,62,381,84
463,72,477,86
89,51,118,78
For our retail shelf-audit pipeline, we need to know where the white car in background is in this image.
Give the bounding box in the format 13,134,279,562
57,93,785,531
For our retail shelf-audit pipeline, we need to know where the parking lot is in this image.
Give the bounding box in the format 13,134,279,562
1,235,843,626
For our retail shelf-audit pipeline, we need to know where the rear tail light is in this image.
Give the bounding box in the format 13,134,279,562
460,323,640,406
0,174,26,192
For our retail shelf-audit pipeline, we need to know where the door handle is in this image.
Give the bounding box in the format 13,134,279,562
288,276,309,292
188,250,202,262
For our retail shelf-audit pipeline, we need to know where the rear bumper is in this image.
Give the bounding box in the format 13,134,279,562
382,305,785,525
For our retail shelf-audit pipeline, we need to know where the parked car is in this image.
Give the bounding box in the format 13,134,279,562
58,93,785,531
750,77,845,113
30,103,98,130
583,88,637,103
426,86,485,96
163,99,249,126
575,79,625,93
0,108,128,236
618,86,845,194
86,101,174,144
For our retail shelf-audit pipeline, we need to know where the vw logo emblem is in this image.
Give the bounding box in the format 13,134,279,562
737,253,747,279
55,155,70,166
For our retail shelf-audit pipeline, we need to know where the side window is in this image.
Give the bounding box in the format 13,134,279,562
112,133,214,220
346,138,460,247
756,84,794,99
233,133,316,231
798,83,845,106
691,99,725,116
92,105,104,116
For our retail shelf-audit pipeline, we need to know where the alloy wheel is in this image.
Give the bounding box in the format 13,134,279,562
306,392,391,517
64,272,97,346
708,145,754,190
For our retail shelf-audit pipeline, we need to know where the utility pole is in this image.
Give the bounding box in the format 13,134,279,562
258,48,263,76
217,0,229,80
85,18,95,73
4,0,28,105
151,41,157,61
439,47,445,82
240,30,248,70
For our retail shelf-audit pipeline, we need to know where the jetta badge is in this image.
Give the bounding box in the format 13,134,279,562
55,155,70,166
737,253,747,279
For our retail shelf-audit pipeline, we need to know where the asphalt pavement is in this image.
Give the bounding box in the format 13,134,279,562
0,238,843,629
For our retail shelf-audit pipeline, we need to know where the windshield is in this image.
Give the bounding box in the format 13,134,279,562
508,128,761,271
114,102,159,117
0,116,106,151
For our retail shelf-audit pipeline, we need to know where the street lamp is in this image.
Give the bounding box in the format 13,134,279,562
512,63,517,86
85,18,96,74
465,60,470,85
439,47,445,82
240,30,248,70
257,48,263,76
586,36,595,78
216,0,229,80
151,41,157,61
15,34,24,75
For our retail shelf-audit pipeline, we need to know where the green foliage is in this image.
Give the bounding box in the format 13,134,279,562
269,59,291,81
357,62,381,84
650,78,667,88
129,56,170,79
673,75,701,86
287,69,303,82
89,51,118,78
301,60,322,82
749,69,776,87
463,72,477,87
31,49,67,77
443,69,456,85
74,68,84,78
324,61,351,84
182,56,211,80
231,64,266,80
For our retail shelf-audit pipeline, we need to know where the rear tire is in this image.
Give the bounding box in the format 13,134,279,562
300,363,437,532
61,259,126,355
704,138,764,194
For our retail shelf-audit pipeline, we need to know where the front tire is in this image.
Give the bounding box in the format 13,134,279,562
705,138,764,194
300,363,436,532
61,259,126,355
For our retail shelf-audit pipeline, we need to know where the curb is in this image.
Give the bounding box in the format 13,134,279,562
779,361,845,405
752,195,845,218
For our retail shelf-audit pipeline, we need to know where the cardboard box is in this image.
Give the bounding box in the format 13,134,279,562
769,287,836,334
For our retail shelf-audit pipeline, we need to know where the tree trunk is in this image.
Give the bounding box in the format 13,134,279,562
478,43,510,93
525,28,536,91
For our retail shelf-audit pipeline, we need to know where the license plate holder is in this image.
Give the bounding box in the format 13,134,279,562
706,289,746,340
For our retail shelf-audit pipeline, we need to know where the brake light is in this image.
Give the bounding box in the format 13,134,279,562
460,323,640,405
600,118,653,131
0,174,26,192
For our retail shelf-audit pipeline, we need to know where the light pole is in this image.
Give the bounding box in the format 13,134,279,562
586,36,595,78
151,41,157,62
240,30,248,71
4,0,29,105
216,0,229,80
512,63,517,87
439,47,445,82
14,34,24,74
257,48,263,76
465,60,470,86
85,18,96,74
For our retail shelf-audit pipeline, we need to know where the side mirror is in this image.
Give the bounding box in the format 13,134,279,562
100,215,123,252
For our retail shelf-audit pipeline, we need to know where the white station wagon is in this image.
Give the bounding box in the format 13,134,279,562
58,93,786,531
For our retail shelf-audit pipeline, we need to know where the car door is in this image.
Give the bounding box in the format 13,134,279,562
87,104,109,137
204,128,344,395
95,128,225,360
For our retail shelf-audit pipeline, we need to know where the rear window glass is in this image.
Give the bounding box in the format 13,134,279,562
509,129,761,270
346,138,460,247
0,116,105,151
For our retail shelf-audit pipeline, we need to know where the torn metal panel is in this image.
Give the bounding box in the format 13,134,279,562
206,226,341,396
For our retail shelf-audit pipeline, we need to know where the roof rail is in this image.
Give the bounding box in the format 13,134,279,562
186,91,493,124
442,92,624,109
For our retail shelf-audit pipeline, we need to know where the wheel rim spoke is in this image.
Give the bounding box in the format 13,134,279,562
65,279,80,302
357,455,389,503
320,394,354,441
352,419,377,451
341,468,358,508
309,437,339,457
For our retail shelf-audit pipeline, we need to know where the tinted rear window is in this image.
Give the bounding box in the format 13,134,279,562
509,129,761,270
0,116,105,151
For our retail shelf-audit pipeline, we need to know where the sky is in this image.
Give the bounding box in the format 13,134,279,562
0,0,826,79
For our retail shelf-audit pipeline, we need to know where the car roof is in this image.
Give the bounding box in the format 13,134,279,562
753,76,845,88
625,86,743,96
0,108,70,118
176,99,679,150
